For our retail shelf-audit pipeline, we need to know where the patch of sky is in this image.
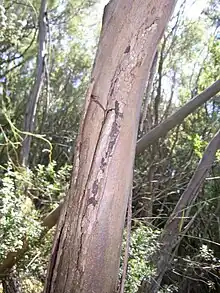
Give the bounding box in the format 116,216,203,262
58,0,211,95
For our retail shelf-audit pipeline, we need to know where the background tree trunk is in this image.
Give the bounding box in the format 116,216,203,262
139,51,158,134
20,0,47,167
44,1,176,293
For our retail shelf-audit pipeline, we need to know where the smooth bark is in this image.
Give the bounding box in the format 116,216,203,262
44,1,176,293
139,51,158,133
20,0,47,167
42,201,64,229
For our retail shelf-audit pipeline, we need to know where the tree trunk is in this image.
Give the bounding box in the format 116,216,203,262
20,0,47,167
44,1,176,293
2,78,219,277
41,79,220,230
139,51,158,134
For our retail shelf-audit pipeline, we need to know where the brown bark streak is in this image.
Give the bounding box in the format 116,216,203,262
44,1,176,292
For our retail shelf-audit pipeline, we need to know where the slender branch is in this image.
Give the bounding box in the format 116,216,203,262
136,79,220,154
20,0,48,167
142,129,220,293
139,51,158,134
42,202,63,229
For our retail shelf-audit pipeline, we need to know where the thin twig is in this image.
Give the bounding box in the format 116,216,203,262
119,190,132,293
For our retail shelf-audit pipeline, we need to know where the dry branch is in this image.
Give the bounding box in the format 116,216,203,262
136,79,220,154
141,129,220,293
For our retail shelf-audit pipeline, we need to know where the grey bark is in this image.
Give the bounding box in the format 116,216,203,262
139,51,158,134
20,0,47,167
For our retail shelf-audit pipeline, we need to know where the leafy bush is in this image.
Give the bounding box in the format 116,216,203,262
120,223,160,293
0,166,41,262
0,161,71,285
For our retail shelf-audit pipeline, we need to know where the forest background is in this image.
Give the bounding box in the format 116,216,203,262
0,0,220,292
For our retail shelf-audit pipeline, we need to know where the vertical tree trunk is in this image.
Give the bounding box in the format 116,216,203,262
139,51,158,134
34,81,220,232
44,1,176,293
20,0,47,167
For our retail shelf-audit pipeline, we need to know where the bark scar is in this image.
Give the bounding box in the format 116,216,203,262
77,99,123,281
91,94,106,113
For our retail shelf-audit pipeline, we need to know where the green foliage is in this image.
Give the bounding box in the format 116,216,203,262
19,229,55,293
0,0,220,292
199,39,220,88
0,167,41,262
31,161,71,212
187,133,208,159
0,161,71,265
0,0,94,167
120,224,160,293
